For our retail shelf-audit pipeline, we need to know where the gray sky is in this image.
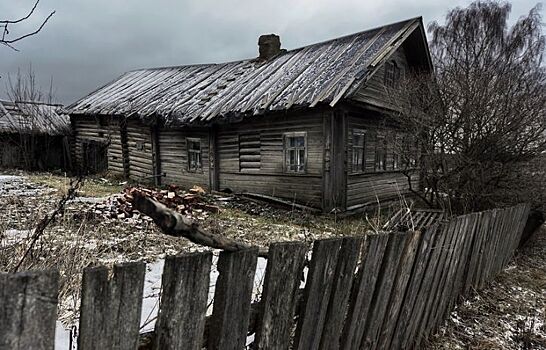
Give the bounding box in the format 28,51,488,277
0,0,542,105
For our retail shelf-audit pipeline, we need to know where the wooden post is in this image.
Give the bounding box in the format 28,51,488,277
119,116,130,179
209,126,220,191
294,238,342,350
0,270,59,350
254,242,308,350
208,248,258,350
155,252,212,350
151,124,162,186
78,262,145,350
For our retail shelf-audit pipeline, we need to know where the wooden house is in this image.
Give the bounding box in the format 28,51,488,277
68,17,432,212
0,100,71,170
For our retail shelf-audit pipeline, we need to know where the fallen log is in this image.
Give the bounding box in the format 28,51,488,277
128,189,268,257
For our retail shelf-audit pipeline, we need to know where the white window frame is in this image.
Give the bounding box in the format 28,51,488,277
186,137,202,172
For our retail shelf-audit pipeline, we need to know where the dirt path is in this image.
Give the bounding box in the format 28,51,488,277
426,225,546,349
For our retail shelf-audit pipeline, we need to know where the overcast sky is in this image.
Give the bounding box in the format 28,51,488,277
0,0,542,105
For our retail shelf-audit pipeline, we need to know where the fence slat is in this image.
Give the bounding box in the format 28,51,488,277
390,225,439,349
78,262,145,350
155,252,212,350
254,242,307,350
0,270,59,350
377,230,422,349
294,238,342,350
359,232,408,350
208,248,258,350
319,236,366,350
340,234,389,350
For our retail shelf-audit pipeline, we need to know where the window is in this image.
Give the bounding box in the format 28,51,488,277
284,132,306,173
375,133,387,171
239,133,261,171
384,61,402,88
352,129,366,173
187,138,202,171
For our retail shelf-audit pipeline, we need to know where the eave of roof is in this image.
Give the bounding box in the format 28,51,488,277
0,100,71,135
69,17,430,126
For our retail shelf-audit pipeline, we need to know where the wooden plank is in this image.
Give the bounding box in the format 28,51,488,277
0,270,59,350
359,232,408,350
208,248,258,350
294,238,343,350
340,234,389,350
319,236,366,350
377,230,422,349
390,224,439,349
254,242,308,350
155,252,212,350
78,262,145,350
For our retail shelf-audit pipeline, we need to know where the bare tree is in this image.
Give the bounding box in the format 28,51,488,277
391,1,546,213
1,0,55,50
6,65,59,169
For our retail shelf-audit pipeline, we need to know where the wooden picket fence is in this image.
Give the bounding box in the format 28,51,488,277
0,203,530,350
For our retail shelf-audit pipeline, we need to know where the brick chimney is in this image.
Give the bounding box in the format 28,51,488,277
258,34,281,60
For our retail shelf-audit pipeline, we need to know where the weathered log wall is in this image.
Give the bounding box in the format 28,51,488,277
158,128,210,189
217,112,325,208
71,115,124,175
345,112,420,210
126,119,153,181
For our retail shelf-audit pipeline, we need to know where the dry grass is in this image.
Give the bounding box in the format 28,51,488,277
28,172,125,197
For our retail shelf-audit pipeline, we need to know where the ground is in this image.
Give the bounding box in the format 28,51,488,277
426,225,546,350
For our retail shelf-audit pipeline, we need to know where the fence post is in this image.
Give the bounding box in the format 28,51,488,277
254,242,308,350
78,262,145,350
208,248,258,350
155,252,212,350
0,270,59,350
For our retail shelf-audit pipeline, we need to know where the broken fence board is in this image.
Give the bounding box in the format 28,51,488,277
0,270,59,350
78,262,145,350
377,230,422,349
254,242,308,350
294,238,342,350
390,225,439,349
340,234,389,350
208,248,258,350
155,252,212,350
319,236,366,350
360,232,408,350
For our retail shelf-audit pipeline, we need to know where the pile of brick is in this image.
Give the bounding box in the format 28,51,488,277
91,185,220,221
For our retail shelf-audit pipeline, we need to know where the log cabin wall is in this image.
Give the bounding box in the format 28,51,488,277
158,128,210,189
216,112,325,208
344,109,420,211
126,118,154,181
71,115,124,175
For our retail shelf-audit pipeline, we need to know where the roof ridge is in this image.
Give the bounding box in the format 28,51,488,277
127,17,421,73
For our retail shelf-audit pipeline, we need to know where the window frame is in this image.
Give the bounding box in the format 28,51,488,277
186,137,203,172
283,131,307,174
351,128,367,173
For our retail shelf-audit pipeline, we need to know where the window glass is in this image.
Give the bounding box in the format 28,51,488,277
187,138,202,171
284,133,306,173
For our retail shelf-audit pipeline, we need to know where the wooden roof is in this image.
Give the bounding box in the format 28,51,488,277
69,17,431,126
0,100,70,135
